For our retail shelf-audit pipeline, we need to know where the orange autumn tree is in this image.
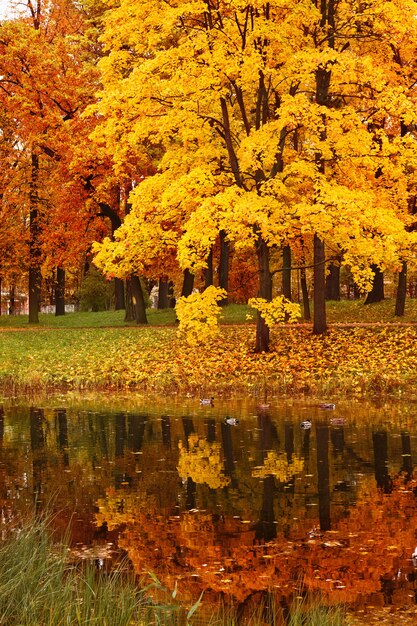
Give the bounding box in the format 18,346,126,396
0,0,143,318
90,0,417,349
0,0,99,320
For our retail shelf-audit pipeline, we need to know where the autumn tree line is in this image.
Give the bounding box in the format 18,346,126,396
2,0,417,351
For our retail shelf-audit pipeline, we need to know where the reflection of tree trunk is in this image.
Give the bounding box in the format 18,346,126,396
302,428,311,459
365,266,384,304
0,406,4,443
128,414,146,452
330,427,345,455
55,409,69,467
373,431,392,493
185,477,196,510
161,415,171,447
205,418,216,443
255,476,276,542
221,423,237,487
395,262,407,317
219,230,229,305
316,423,331,531
401,431,412,479
55,267,65,316
181,418,197,509
182,417,194,443
284,423,295,494
30,408,46,510
255,413,276,541
284,423,294,463
115,413,127,458
97,413,109,460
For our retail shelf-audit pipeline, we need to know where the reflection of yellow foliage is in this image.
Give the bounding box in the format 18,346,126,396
96,488,157,530
178,434,230,489
252,451,304,482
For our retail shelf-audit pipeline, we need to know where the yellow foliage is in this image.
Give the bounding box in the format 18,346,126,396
176,286,227,345
177,434,230,489
248,296,301,328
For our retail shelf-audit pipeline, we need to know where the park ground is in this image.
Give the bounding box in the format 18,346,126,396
1,299,417,398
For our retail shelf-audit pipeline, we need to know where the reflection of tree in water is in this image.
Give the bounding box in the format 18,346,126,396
92,411,417,616
3,402,417,615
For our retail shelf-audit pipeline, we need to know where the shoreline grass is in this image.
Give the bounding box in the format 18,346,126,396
0,513,348,626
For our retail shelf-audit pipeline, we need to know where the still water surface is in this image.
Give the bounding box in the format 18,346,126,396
1,395,417,615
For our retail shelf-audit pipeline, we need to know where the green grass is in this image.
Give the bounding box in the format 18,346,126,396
0,304,255,329
1,298,416,330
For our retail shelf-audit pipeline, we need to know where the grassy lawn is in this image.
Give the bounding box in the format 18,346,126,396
1,299,416,330
0,303,256,328
0,300,416,396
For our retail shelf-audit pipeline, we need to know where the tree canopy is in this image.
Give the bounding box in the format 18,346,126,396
1,0,417,346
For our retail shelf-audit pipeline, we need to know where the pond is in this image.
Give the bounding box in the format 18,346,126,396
1,394,417,620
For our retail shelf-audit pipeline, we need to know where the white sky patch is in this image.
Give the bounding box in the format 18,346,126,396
0,0,15,19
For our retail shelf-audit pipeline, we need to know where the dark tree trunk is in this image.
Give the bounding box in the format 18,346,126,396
255,236,272,353
114,278,125,310
300,265,311,321
124,279,135,321
131,275,148,324
29,152,41,324
365,265,384,304
0,277,2,316
158,278,170,309
325,264,340,301
313,234,327,335
313,0,333,335
168,281,176,308
55,267,65,316
9,285,15,315
181,268,194,297
395,261,407,317
282,245,292,300
204,249,213,289
219,230,229,305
